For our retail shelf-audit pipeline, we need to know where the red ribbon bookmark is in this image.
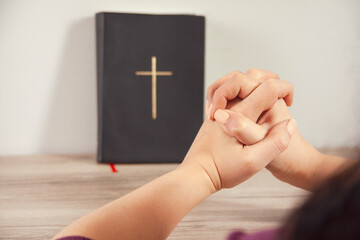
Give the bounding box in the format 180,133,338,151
109,163,117,173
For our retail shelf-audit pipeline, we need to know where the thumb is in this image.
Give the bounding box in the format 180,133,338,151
243,119,297,169
214,109,267,145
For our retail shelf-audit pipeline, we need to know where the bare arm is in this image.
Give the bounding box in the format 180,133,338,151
53,164,214,240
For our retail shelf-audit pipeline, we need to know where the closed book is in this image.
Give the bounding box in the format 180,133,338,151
96,12,205,163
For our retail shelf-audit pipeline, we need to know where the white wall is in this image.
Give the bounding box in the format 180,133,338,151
0,0,359,155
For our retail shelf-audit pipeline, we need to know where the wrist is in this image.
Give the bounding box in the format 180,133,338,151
179,154,220,195
180,120,223,192
312,152,354,182
266,129,323,190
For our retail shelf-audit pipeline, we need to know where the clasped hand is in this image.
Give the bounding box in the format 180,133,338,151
180,69,297,190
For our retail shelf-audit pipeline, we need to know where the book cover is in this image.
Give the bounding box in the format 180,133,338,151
96,12,205,163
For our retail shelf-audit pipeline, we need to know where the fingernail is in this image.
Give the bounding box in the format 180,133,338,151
214,109,229,125
286,119,297,136
209,103,213,119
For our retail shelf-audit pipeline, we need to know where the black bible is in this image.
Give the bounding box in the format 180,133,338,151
96,12,205,163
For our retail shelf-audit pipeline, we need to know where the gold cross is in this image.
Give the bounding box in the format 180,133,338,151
135,56,173,119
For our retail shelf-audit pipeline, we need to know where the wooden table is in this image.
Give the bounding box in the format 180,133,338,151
0,151,352,240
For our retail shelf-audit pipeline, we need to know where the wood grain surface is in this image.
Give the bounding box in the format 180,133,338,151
0,149,356,239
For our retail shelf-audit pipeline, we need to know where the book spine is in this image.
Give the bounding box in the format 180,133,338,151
95,13,105,162
201,16,205,123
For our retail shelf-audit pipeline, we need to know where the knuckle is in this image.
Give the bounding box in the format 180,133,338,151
232,75,246,87
208,81,217,91
206,84,216,99
265,78,278,87
246,68,256,74
212,90,221,104
264,79,279,95
231,118,247,137
213,87,224,99
206,88,212,99
213,86,226,98
220,81,239,97
246,67,258,75
206,84,213,93
288,82,294,92
231,70,243,79
248,68,264,79
213,93,227,109
242,156,259,174
272,131,290,153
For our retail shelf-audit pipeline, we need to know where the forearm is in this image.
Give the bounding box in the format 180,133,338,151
310,152,354,186
53,164,215,240
267,130,353,191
